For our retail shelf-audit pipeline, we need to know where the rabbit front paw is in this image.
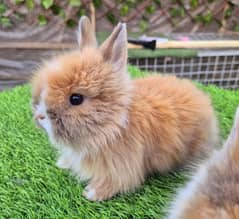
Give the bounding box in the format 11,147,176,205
83,185,97,200
83,181,117,201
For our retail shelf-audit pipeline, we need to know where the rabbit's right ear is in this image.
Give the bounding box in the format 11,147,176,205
77,16,97,49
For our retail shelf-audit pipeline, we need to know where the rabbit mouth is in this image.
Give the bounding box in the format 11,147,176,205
34,111,53,137
35,109,70,144
47,110,58,120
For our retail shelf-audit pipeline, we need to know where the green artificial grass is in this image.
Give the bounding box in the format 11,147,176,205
0,66,239,218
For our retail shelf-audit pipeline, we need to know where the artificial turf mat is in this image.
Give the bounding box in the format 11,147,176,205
0,66,239,218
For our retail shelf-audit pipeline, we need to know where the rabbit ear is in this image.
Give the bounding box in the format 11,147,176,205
225,107,239,163
77,16,97,49
100,23,127,73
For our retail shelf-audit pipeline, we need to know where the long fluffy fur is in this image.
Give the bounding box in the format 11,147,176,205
31,16,219,201
168,108,239,219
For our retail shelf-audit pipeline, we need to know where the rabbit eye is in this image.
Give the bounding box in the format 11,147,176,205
70,94,84,105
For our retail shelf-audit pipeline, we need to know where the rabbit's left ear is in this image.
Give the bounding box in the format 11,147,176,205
77,16,97,49
100,23,127,73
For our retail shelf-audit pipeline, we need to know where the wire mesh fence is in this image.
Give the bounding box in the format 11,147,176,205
129,50,239,89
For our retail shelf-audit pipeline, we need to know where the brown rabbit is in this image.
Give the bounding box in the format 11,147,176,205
168,108,239,219
31,16,218,201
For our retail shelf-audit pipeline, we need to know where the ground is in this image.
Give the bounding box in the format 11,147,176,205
0,66,239,218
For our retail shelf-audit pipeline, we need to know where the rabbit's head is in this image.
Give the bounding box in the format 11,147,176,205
32,16,132,153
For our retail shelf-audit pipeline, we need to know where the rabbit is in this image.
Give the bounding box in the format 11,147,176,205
167,107,239,219
31,16,219,201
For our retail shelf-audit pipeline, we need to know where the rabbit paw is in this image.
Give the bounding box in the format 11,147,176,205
83,185,97,200
83,182,116,201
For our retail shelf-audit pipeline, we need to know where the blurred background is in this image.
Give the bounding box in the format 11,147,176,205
0,0,239,90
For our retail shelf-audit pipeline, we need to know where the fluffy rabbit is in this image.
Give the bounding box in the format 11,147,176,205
32,16,218,201
168,108,239,219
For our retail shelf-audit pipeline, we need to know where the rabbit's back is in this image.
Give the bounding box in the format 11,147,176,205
127,75,218,172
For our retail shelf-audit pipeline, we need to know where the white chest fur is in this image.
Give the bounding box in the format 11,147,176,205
35,89,93,181
57,146,93,181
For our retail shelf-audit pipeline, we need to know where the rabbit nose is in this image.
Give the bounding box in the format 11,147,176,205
35,114,45,120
